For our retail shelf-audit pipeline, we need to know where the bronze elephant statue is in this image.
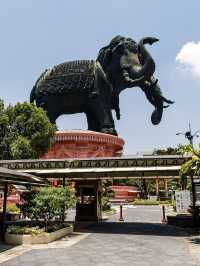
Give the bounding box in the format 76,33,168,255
30,36,173,135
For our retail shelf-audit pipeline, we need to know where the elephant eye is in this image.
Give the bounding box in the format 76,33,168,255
128,44,138,53
115,44,124,55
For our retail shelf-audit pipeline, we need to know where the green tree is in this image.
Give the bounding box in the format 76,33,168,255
32,187,76,227
180,145,200,177
17,190,38,219
153,145,189,191
152,145,185,155
0,100,56,159
17,187,76,228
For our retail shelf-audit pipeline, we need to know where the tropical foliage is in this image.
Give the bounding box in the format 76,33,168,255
17,187,76,228
0,99,56,159
180,145,200,177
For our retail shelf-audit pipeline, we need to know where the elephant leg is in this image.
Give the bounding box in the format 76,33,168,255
101,109,118,136
86,111,100,132
46,108,59,124
88,98,117,135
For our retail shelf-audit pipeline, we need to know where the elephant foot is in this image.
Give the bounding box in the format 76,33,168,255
101,128,118,136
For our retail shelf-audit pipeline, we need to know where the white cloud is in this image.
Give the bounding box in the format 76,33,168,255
176,41,200,78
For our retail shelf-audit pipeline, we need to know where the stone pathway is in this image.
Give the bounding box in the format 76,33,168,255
0,205,198,266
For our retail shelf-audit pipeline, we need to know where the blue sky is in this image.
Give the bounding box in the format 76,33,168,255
0,1,200,154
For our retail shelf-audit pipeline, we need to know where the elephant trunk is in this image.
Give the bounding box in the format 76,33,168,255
136,37,159,80
141,76,164,125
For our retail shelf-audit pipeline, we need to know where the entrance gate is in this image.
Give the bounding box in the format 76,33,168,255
0,155,191,221
76,180,102,221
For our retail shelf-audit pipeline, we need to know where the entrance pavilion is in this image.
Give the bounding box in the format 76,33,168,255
0,155,191,222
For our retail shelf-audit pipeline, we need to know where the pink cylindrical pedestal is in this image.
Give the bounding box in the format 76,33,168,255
42,130,125,159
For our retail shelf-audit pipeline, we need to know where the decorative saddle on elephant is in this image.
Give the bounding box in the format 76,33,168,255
35,60,96,96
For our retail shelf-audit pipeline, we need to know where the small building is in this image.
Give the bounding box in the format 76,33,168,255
111,185,141,203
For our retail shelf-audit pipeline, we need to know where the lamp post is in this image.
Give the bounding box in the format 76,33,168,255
176,123,200,151
176,123,200,225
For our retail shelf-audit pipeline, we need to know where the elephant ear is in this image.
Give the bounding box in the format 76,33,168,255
97,46,112,70
151,108,163,125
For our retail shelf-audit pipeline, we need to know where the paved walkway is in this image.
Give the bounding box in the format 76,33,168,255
0,206,198,266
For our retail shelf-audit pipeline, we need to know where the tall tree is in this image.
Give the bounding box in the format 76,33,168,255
152,146,184,155
0,100,56,159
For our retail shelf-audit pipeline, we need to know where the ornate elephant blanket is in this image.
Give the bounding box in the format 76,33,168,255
34,60,96,96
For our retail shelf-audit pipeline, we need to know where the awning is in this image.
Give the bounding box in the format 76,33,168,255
11,184,29,192
0,155,190,180
0,167,48,186
18,165,181,179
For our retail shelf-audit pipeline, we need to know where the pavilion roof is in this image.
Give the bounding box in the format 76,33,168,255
0,167,48,186
0,155,192,180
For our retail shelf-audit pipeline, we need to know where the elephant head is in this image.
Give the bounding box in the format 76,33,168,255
97,35,158,89
97,36,174,125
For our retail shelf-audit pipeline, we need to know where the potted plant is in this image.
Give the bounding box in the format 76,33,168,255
5,186,76,245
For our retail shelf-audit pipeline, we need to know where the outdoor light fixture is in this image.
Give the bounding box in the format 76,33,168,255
176,123,200,149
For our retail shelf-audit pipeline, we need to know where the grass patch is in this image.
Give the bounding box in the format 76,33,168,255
132,199,172,206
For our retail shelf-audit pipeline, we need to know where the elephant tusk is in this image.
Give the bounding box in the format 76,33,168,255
161,96,174,104
154,78,158,86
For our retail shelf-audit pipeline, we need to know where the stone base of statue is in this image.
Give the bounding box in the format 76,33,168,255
42,130,124,222
42,130,124,159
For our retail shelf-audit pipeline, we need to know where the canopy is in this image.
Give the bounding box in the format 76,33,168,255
0,167,48,186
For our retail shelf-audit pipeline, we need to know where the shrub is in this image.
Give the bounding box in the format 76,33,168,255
6,203,20,213
17,190,38,219
17,187,76,229
45,223,70,233
102,197,112,211
7,223,71,235
32,187,75,226
7,225,45,235
0,203,20,213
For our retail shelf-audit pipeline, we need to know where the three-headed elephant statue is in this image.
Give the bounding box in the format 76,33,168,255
30,36,174,136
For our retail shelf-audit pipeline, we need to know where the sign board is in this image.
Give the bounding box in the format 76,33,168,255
175,190,191,213
148,195,158,201
0,156,190,171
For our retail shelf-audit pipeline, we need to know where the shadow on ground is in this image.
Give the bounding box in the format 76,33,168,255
75,221,193,237
0,242,15,253
188,234,200,245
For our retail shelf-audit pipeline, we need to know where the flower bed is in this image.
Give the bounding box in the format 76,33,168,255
5,224,73,245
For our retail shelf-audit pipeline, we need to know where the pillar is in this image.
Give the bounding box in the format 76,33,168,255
142,179,148,199
63,177,66,188
155,178,160,198
164,179,168,198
